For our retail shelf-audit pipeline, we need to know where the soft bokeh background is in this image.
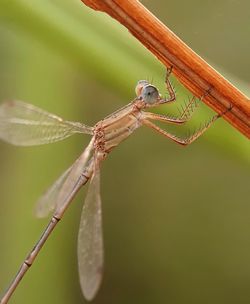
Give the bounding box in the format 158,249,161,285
0,1,249,304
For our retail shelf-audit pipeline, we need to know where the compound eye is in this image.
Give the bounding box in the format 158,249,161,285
141,85,159,104
135,80,149,97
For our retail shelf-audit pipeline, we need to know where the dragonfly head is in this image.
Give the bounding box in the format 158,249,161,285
135,80,160,105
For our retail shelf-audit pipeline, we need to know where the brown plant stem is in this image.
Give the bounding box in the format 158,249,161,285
81,0,250,138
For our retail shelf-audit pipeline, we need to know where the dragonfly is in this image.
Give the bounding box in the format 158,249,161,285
0,68,227,303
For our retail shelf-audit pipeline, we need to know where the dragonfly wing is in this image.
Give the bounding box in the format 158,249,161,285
54,138,94,217
35,165,73,218
78,163,103,301
0,100,93,146
36,137,94,218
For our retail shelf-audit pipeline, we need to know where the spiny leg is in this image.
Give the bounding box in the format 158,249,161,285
158,67,176,104
149,96,200,124
151,67,200,123
143,95,199,125
178,95,198,120
149,75,215,125
142,106,232,146
144,68,225,133
144,94,200,125
177,88,212,120
142,111,187,125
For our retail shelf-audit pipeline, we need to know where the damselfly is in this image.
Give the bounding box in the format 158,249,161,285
0,69,227,303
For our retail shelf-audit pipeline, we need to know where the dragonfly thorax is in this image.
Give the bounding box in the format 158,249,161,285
93,109,141,153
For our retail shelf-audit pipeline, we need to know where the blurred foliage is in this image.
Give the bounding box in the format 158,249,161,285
0,1,249,304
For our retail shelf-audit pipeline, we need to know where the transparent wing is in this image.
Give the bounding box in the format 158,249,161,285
36,137,94,219
53,138,94,218
35,165,73,218
0,100,93,146
78,162,103,301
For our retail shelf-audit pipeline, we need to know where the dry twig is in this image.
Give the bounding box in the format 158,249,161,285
81,0,250,138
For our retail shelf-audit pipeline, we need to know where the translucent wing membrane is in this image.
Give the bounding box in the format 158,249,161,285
54,138,94,217
0,100,93,146
35,165,73,218
35,138,94,219
78,162,103,301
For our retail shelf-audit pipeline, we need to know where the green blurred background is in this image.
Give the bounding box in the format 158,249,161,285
0,1,249,303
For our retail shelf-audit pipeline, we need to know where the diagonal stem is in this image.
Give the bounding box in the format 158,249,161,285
81,0,250,138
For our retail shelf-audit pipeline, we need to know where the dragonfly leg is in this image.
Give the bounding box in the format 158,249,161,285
142,105,232,146
177,95,199,120
143,94,199,125
154,83,222,124
157,68,199,122
142,111,187,124
176,88,215,121
175,86,218,121
158,67,176,104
